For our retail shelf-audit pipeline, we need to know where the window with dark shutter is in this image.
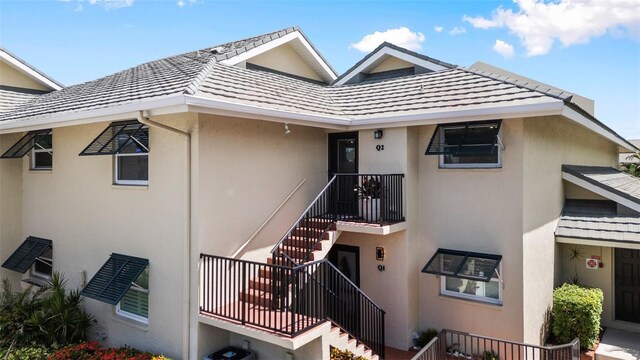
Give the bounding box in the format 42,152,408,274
1,237,52,274
1,129,52,159
425,120,502,168
81,253,149,305
79,121,148,156
421,248,502,282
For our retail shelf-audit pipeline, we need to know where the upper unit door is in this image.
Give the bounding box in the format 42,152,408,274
615,248,640,323
328,132,358,177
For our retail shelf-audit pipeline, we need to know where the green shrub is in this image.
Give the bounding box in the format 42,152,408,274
552,283,603,349
330,347,366,360
0,345,51,360
0,272,95,351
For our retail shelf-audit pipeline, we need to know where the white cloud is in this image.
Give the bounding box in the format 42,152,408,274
74,3,83,11
178,0,200,7
449,26,466,36
464,0,640,56
434,26,443,33
350,27,425,52
493,39,515,58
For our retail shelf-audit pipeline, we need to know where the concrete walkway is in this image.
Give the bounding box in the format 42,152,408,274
595,328,640,360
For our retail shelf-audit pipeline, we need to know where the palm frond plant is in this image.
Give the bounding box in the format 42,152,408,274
353,176,382,200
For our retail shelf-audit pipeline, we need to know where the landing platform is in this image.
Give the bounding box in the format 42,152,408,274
595,328,640,360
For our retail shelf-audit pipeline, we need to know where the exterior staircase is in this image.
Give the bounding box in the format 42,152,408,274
329,326,380,360
241,218,342,307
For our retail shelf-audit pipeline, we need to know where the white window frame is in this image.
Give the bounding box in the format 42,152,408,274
440,265,503,305
31,255,53,279
30,136,53,170
438,125,502,169
116,280,149,324
114,152,149,186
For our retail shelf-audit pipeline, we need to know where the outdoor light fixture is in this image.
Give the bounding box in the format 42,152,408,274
374,129,383,139
376,247,385,261
284,123,291,134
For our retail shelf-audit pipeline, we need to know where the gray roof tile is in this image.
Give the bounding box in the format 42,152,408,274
555,200,640,244
562,165,640,206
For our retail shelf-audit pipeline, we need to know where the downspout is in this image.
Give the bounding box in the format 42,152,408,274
137,111,193,360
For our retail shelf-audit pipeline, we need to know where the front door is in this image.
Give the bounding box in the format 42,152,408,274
615,248,640,323
328,244,360,286
328,133,358,218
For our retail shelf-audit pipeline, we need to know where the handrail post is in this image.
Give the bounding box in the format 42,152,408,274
291,267,297,336
241,261,246,325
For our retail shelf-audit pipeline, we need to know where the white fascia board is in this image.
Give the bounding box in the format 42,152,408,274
0,95,187,134
220,31,337,82
347,99,564,129
561,172,640,213
556,236,640,250
0,50,63,90
184,94,351,126
562,105,636,151
334,46,449,86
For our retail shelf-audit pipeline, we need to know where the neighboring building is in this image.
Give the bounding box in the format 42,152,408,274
0,27,638,360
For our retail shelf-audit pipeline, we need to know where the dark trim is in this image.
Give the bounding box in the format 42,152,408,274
80,253,149,305
329,244,361,287
328,132,359,178
0,85,51,95
1,236,52,274
332,41,456,85
562,165,640,207
0,129,51,159
555,234,640,245
246,63,326,85
421,248,502,282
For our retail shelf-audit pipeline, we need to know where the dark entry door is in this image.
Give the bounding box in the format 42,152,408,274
615,248,640,323
328,244,360,287
328,133,358,218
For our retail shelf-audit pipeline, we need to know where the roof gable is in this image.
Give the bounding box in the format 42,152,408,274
0,49,63,91
333,42,455,86
220,27,337,83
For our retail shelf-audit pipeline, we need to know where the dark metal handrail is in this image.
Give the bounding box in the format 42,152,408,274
270,174,405,267
412,329,580,360
199,254,386,359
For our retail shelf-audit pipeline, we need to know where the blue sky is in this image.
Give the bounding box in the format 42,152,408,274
1,0,639,139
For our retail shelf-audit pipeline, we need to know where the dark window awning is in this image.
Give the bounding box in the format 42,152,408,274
421,248,502,282
79,121,148,156
1,129,52,159
1,237,52,273
81,253,148,305
425,120,501,156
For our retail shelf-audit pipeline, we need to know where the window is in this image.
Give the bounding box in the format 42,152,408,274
31,134,53,170
424,120,502,168
441,266,502,305
114,128,149,185
79,121,149,186
1,237,53,275
1,129,52,166
116,266,149,323
32,248,53,278
422,248,503,305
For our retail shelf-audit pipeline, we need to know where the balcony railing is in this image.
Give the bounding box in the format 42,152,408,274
200,254,385,358
271,173,404,266
412,329,580,360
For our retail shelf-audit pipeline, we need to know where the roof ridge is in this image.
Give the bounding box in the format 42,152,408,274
185,26,303,95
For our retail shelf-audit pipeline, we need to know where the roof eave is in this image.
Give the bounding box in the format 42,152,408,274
561,103,638,152
0,49,64,90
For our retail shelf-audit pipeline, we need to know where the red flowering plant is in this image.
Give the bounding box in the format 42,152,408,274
49,342,171,360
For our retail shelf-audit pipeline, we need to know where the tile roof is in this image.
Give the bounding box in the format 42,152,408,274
0,27,299,123
0,88,40,113
555,200,640,244
194,64,555,120
562,165,640,207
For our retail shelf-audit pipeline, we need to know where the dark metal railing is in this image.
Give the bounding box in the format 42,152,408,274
271,173,405,266
200,254,386,359
412,329,580,360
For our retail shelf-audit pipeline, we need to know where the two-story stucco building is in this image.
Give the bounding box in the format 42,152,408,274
1,28,638,360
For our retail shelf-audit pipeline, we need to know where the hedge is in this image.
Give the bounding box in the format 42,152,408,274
552,283,603,350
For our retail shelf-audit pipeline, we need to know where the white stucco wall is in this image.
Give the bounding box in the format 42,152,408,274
521,115,618,344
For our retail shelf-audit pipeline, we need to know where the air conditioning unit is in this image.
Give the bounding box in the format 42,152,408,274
586,258,600,270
